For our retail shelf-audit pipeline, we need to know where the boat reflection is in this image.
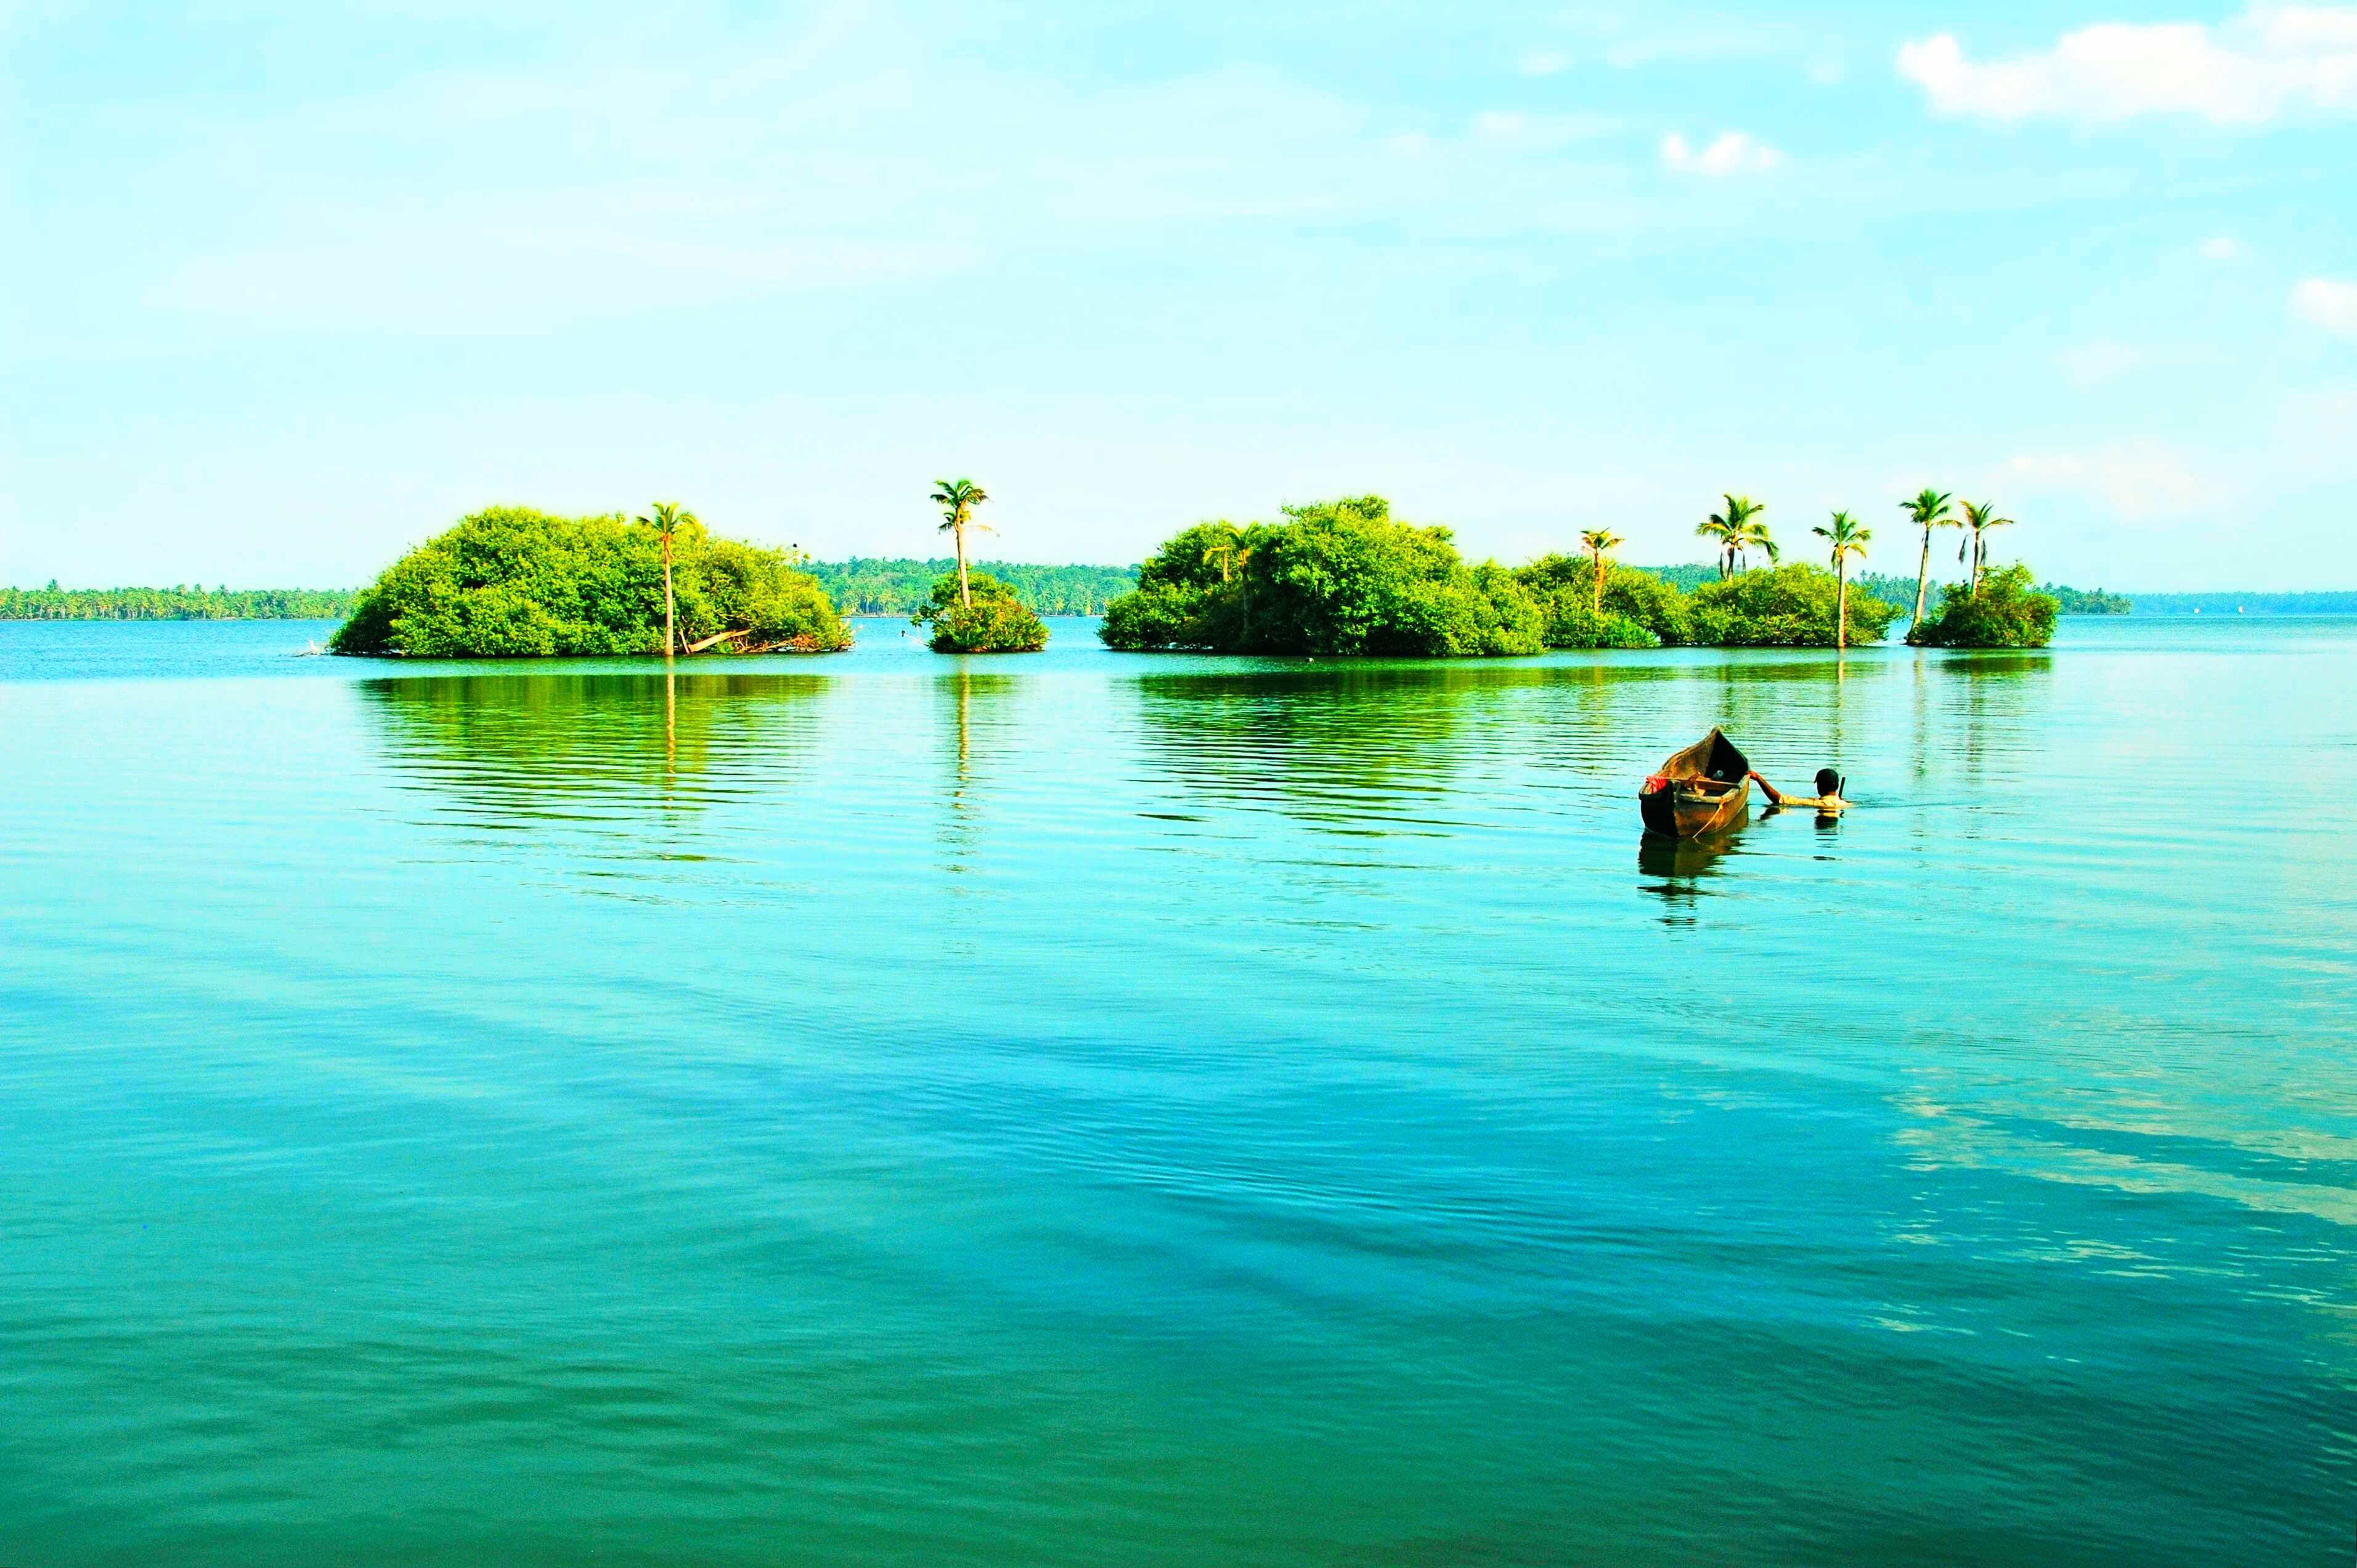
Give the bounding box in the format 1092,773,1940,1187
1638,813,1749,920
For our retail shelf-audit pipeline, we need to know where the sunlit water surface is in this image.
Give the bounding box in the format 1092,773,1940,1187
4,617,2355,1566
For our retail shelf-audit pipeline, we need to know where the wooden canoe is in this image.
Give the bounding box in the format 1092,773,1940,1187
1639,728,1752,839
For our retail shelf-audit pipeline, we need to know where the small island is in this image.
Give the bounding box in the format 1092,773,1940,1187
329,506,851,658
1099,494,1902,656
25,485,2078,657
911,479,1050,653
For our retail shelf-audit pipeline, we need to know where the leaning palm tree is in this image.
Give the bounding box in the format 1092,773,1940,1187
1698,494,1765,578
1813,510,1871,651
1579,528,1623,615
1956,500,2015,593
635,500,699,655
1899,488,1955,631
929,477,990,608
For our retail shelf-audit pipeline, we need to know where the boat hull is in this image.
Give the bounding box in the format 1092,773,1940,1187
1639,776,1751,839
1639,727,1754,839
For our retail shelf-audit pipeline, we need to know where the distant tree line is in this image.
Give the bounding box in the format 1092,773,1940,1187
2037,583,2131,615
2115,591,2357,615
805,558,1136,615
0,583,357,620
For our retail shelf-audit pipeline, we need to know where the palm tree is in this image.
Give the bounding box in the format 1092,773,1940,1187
1698,494,1765,578
1580,528,1623,615
1956,500,2015,593
1812,510,1871,651
1203,524,1248,583
1695,513,1738,578
1737,516,1778,572
1899,488,1954,632
929,477,990,608
635,500,698,655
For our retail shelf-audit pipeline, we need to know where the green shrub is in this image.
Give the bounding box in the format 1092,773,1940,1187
1687,563,1898,647
1100,497,1544,658
1096,521,1266,651
330,506,851,657
1453,561,1547,657
1539,600,1659,649
1097,580,1208,651
1910,565,2059,648
1512,555,1682,648
914,571,1050,652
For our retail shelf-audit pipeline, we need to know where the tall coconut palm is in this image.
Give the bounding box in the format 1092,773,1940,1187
1698,494,1765,579
1736,516,1778,572
1695,513,1738,578
1899,488,1954,632
635,500,699,655
1956,500,2015,593
1812,510,1871,651
1580,528,1623,615
929,477,990,608
1203,524,1248,583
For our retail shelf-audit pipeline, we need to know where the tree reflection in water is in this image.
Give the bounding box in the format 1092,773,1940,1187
359,670,827,838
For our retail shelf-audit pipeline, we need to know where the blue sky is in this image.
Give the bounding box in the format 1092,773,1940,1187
6,1,2354,590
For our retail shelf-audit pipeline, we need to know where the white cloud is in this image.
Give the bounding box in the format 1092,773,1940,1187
1897,6,2357,124
2294,277,2357,334
1521,50,1568,76
2001,439,2229,518
2200,235,2246,261
1659,130,1785,176
128,44,1661,336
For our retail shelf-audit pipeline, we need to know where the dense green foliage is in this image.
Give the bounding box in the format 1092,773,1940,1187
1512,554,1685,647
913,571,1050,652
1643,565,2125,615
1100,498,1545,657
807,559,1135,615
1687,564,1901,647
1637,563,1720,593
1,583,356,620
1103,498,1929,657
2041,583,2130,614
1908,566,2059,648
330,506,850,657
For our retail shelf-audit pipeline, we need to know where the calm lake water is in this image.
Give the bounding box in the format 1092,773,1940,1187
4,616,2355,1566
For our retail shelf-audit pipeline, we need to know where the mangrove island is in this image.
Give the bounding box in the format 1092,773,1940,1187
329,505,851,658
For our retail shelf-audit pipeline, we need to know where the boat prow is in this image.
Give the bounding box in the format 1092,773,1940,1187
1639,727,1752,839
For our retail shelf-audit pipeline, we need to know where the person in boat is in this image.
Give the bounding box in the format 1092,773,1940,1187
1749,767,1849,813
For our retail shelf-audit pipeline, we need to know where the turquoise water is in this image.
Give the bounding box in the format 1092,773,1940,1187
4,616,2355,1565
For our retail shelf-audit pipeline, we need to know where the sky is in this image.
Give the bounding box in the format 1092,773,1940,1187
4,1,2355,591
